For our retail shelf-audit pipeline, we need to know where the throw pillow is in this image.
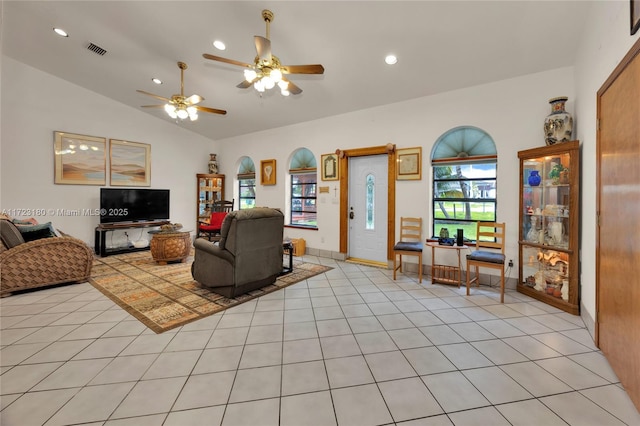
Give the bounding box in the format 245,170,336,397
16,222,57,242
0,219,26,248
12,217,39,226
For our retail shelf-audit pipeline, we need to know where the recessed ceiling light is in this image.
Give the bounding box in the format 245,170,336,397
53,28,69,37
152,78,162,85
385,54,398,65
213,40,226,50
385,55,398,65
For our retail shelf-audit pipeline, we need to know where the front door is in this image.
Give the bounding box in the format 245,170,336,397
348,155,388,263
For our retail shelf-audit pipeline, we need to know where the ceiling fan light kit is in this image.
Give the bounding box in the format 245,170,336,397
137,61,226,122
165,103,198,121
203,9,324,97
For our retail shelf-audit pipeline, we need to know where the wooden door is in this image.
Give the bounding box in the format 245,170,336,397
596,37,640,411
338,145,396,260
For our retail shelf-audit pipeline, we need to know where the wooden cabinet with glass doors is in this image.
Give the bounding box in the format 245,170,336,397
517,141,579,314
196,174,225,236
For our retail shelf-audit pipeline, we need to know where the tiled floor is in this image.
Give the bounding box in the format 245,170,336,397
2,255,639,426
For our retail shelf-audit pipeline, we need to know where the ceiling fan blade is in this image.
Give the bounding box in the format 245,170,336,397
185,94,204,105
284,79,303,95
195,105,227,115
136,90,171,102
236,80,252,89
282,64,325,75
141,104,165,108
255,36,272,63
203,53,252,68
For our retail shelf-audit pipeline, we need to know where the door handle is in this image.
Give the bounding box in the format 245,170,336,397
349,207,354,219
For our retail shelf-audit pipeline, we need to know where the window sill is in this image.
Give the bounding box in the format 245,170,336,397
285,225,318,231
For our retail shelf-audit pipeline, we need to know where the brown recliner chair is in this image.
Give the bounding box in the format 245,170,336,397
191,207,284,298
0,219,93,297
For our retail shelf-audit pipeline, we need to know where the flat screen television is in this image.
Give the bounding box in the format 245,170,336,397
100,188,170,224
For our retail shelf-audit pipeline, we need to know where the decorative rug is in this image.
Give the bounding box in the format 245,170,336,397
89,251,332,333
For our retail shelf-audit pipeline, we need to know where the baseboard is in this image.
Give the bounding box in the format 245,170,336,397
581,301,597,345
307,248,516,287
395,261,517,289
305,247,347,261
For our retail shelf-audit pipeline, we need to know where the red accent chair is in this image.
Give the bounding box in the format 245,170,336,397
199,212,228,241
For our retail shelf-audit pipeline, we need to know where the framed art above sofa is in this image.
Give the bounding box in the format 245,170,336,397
54,131,106,185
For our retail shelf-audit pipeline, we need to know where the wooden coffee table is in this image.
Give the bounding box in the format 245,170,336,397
149,231,192,264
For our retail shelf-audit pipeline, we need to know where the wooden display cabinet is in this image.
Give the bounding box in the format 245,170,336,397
517,140,580,314
196,173,225,236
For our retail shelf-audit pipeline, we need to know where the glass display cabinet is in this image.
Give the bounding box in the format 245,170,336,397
517,140,580,314
196,173,225,235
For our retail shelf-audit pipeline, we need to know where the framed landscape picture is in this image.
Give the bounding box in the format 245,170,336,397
396,147,422,180
109,139,151,186
54,131,106,185
261,159,276,185
321,153,339,181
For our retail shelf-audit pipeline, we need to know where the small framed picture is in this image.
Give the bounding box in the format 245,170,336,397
396,147,422,180
261,159,276,185
54,131,106,185
321,153,339,181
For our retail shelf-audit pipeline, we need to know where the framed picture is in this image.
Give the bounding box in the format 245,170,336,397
321,153,339,181
261,159,276,185
109,139,151,186
632,0,640,35
396,147,422,180
54,131,106,185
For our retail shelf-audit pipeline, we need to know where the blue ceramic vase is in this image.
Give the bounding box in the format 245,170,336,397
528,170,541,186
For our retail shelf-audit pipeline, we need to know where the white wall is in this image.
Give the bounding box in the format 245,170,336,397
573,1,640,326
218,67,576,269
1,57,218,245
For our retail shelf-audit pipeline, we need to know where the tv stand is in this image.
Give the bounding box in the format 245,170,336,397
95,220,170,257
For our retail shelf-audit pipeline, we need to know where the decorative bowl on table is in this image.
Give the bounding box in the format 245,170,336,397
160,223,183,232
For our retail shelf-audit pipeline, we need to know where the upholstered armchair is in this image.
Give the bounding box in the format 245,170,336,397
191,207,284,298
0,219,93,297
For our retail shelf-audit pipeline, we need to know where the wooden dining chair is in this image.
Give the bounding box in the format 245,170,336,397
213,199,234,213
393,217,423,283
466,222,506,302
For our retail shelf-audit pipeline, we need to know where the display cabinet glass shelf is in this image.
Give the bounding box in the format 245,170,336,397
517,140,580,315
197,173,225,236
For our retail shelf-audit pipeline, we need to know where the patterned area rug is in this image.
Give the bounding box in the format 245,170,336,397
89,251,332,333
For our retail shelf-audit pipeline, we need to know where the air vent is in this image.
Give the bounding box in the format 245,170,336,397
87,42,107,56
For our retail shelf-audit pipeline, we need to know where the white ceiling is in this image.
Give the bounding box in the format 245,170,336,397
2,1,589,140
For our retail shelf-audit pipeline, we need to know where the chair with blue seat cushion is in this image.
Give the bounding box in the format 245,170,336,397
393,217,423,283
466,222,506,302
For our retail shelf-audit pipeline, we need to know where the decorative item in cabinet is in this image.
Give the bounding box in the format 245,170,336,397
517,140,580,315
196,173,225,236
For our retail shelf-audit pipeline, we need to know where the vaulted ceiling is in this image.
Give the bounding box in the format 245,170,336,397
2,1,589,140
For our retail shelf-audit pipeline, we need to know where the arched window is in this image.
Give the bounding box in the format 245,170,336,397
431,126,497,240
289,148,317,227
237,156,256,210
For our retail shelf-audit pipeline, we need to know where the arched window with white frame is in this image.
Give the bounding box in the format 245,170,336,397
431,126,497,241
289,148,317,228
237,156,256,210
